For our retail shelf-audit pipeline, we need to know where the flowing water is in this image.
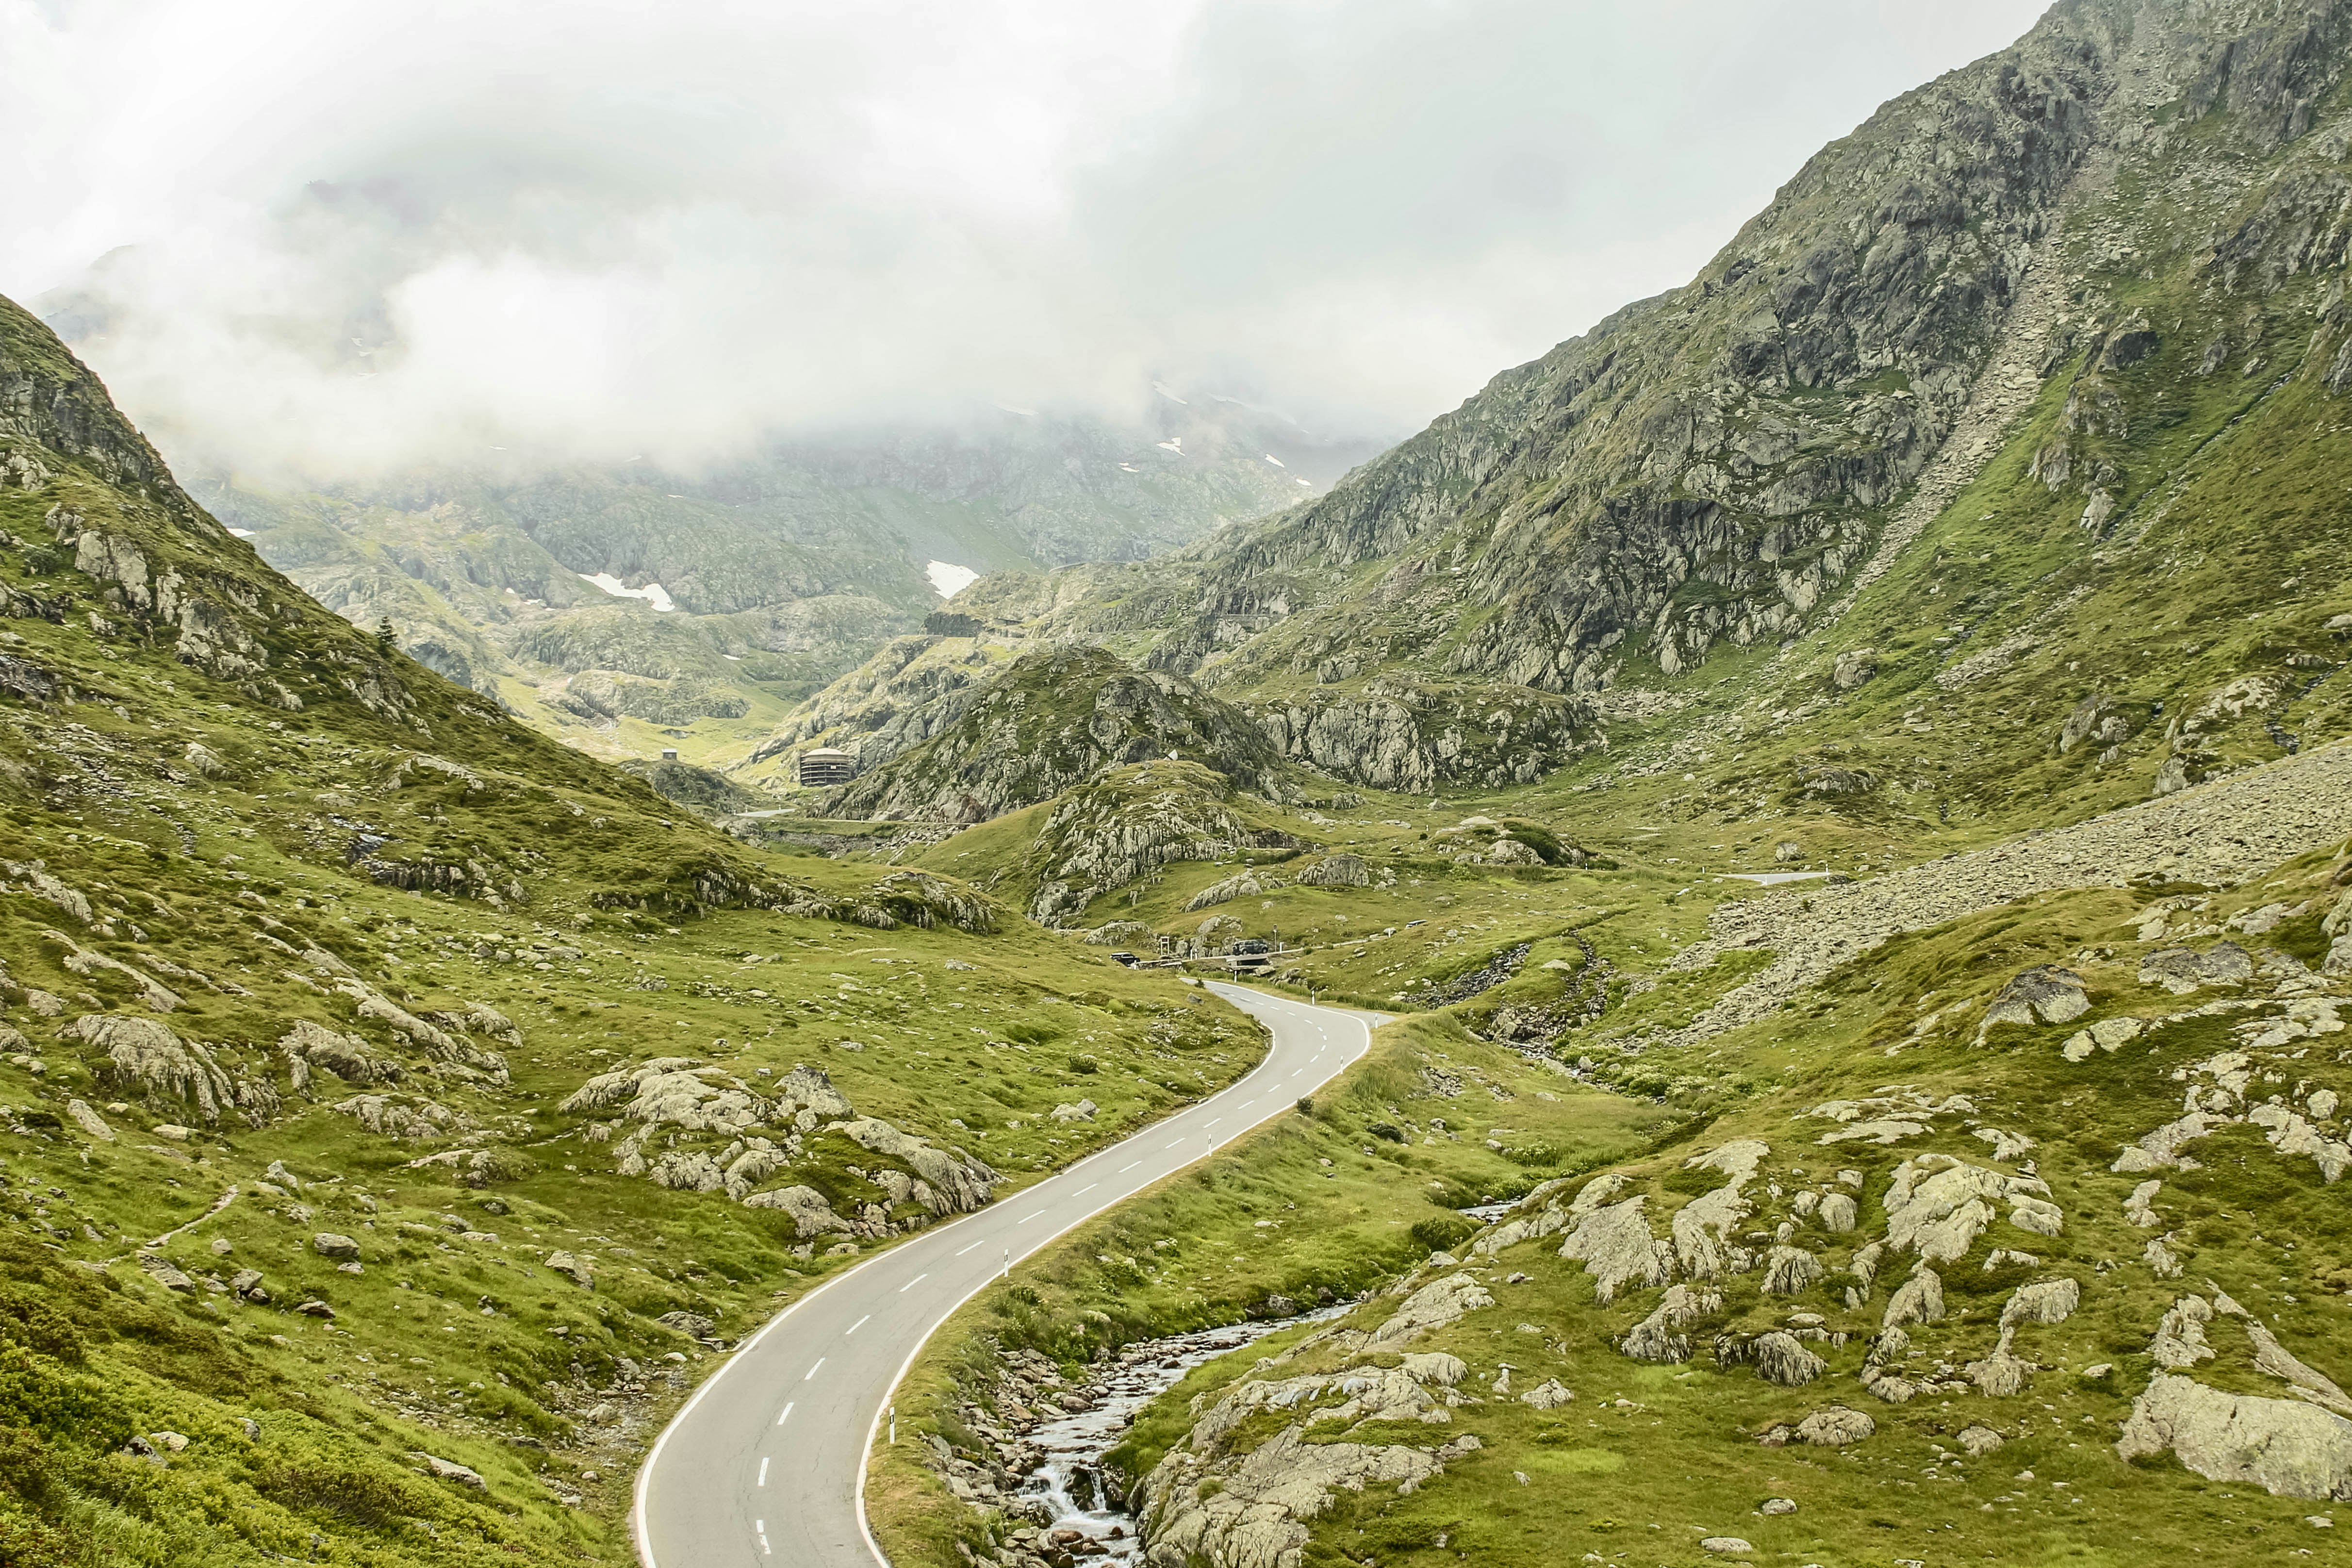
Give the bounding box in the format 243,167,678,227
1014,1308,1346,1563
1016,1200,1510,1560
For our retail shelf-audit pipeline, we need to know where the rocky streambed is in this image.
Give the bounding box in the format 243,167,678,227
941,1309,1347,1568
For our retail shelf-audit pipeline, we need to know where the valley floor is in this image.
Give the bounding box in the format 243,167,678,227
866,742,2352,1568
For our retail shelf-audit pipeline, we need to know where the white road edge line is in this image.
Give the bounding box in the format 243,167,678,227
631,984,1378,1568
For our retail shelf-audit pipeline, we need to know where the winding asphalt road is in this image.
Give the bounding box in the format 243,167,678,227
632,983,1382,1568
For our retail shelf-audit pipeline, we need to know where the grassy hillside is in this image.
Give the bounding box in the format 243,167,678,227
838,4,2352,1563
0,293,1271,1564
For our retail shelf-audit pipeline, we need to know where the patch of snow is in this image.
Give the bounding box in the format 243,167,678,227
1296,478,1314,486
1151,381,1190,405
1157,437,1185,456
226,527,256,539
1118,462,1141,472
1724,871,1834,887
927,561,980,599
579,573,676,612
723,654,743,661
1262,453,1286,468
995,403,1037,417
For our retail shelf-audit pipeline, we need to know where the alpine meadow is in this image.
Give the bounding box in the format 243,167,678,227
6,3,2352,1568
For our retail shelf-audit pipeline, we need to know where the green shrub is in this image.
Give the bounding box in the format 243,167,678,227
1408,1214,1476,1255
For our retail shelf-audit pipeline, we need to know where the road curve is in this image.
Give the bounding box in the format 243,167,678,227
633,983,1381,1568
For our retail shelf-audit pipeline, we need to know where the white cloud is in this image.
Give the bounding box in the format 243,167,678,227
0,0,2050,480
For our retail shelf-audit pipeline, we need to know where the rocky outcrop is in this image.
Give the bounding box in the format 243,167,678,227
1021,763,1305,926
1975,966,2090,1038
334,1094,473,1140
824,646,1291,826
742,1185,855,1238
1141,1425,1451,1568
839,1118,998,1214
1291,853,1371,888
1364,1272,1495,1351
1759,1406,1876,1448
2117,1375,2352,1500
1556,1195,1673,1304
62,1014,233,1122
281,1018,398,1089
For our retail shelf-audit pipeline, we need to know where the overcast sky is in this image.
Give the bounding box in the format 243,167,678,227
1,0,2050,481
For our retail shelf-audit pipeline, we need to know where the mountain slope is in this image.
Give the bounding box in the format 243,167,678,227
0,294,1269,1565
878,0,2351,829
828,6,2352,1565
149,395,1375,774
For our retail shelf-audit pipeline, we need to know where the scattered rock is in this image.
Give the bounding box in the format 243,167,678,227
2060,1015,2143,1061
415,1453,488,1490
1752,1331,1827,1387
64,1098,115,1141
1958,1424,2005,1456
312,1234,361,1261
1051,1100,1098,1122
1793,1406,1875,1447
1556,1195,1673,1304
1622,1284,1721,1364
544,1251,595,1288
1700,1539,1755,1556
137,1253,196,1293
2138,943,2254,994
1977,966,2090,1039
